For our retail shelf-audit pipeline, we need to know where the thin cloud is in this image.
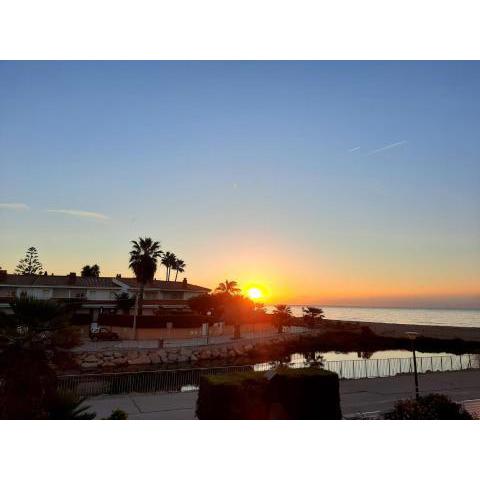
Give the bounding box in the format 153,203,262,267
365,141,407,156
46,209,109,220
0,203,29,210
348,146,361,152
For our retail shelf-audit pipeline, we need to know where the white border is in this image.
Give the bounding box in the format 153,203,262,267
1,0,480,59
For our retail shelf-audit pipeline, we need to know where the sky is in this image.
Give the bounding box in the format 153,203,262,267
1,61,479,308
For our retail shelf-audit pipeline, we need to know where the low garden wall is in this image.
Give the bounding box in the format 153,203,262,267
72,333,306,370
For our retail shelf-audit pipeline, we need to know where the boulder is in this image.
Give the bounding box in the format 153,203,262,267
84,354,98,363
149,353,162,364
113,357,127,366
81,361,99,369
168,353,178,362
234,345,245,355
128,357,148,365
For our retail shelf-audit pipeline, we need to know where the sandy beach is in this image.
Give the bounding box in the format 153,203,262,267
326,319,480,342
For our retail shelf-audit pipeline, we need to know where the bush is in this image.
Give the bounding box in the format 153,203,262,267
196,367,342,420
269,367,341,419
107,409,128,420
196,370,269,419
384,394,472,420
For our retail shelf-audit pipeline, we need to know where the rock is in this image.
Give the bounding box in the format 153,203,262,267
113,352,123,358
81,361,99,369
177,354,189,363
113,357,127,366
128,357,147,365
234,345,244,355
102,361,115,367
84,354,98,362
199,350,211,360
180,348,191,357
244,344,253,352
168,353,178,362
149,353,162,364
159,352,169,362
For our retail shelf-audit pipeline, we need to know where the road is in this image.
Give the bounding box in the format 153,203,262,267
84,369,480,419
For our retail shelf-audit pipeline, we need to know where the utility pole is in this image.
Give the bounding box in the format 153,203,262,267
406,332,420,399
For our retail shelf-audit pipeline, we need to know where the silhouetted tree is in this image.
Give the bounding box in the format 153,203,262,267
0,297,80,419
129,237,163,316
47,392,96,420
272,304,292,334
188,293,216,315
81,264,100,277
115,292,136,314
302,306,325,328
215,280,241,295
161,252,177,281
15,247,43,275
173,258,186,282
220,294,254,339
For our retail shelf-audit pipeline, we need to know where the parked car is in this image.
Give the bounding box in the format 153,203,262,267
89,326,120,342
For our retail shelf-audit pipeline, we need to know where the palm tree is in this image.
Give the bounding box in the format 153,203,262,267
215,280,241,295
302,306,325,329
114,292,136,314
161,252,177,281
47,392,96,420
173,258,186,282
272,304,292,334
128,237,163,317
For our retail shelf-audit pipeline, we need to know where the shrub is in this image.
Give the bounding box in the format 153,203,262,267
196,367,342,420
196,370,269,420
384,394,472,420
107,409,128,420
268,367,342,420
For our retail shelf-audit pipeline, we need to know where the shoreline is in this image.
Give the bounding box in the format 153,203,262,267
67,320,480,374
324,318,480,342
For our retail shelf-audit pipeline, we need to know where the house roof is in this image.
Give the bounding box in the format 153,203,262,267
115,277,210,292
0,274,118,288
0,273,210,292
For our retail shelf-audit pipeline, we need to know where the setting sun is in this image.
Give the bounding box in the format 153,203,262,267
246,287,263,300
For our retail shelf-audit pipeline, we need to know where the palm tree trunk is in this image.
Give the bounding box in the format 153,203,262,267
138,283,144,316
174,269,179,282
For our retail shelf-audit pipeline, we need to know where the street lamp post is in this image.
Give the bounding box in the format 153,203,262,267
406,331,420,400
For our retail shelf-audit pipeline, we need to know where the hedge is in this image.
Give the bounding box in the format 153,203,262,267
196,367,342,420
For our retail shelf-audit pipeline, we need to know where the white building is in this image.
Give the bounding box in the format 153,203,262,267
0,269,210,319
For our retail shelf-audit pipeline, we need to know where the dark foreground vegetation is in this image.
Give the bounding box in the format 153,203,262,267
196,367,341,420
384,394,473,420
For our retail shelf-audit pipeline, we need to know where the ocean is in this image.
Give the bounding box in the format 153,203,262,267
284,306,480,328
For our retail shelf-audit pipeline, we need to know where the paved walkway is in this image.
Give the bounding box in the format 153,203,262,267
84,369,480,419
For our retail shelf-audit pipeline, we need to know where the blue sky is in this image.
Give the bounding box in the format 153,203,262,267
1,61,479,307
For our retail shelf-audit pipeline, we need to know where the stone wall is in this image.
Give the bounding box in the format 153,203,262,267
73,334,303,370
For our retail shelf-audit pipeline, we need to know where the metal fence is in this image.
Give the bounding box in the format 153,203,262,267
57,353,479,398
